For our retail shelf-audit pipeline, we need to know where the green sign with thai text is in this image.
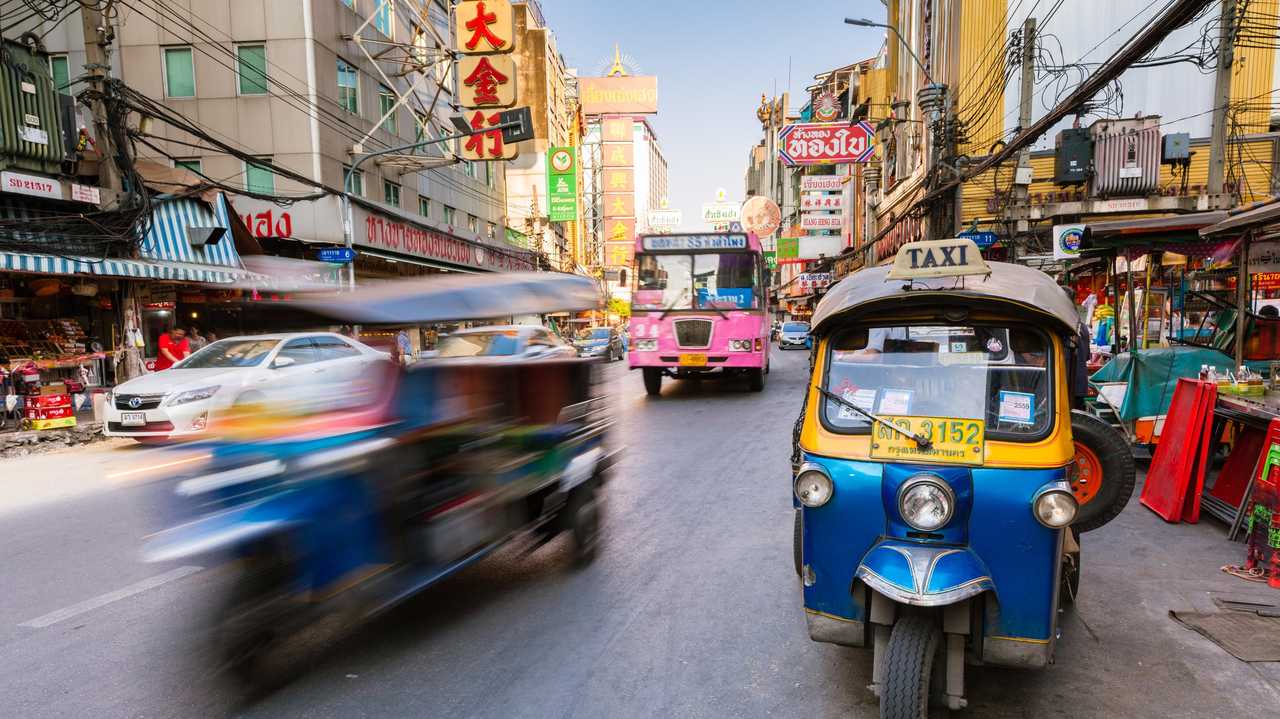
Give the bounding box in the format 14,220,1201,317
763,250,777,270
778,236,799,259
546,147,578,222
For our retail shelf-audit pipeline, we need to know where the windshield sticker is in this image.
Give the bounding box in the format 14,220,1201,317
950,341,967,353
832,380,877,421
986,337,1004,353
998,391,1035,425
877,389,913,415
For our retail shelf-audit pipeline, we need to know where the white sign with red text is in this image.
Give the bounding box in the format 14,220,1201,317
800,213,842,230
800,175,843,191
1,171,61,199
800,194,846,211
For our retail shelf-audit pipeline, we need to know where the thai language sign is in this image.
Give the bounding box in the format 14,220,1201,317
641,234,748,251
546,147,577,222
800,175,844,191
778,121,876,166
579,76,658,114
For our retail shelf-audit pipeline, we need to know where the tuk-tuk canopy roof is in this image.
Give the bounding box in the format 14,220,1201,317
811,261,1080,336
297,271,601,324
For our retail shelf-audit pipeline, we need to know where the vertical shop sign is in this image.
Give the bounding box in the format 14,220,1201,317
546,147,577,222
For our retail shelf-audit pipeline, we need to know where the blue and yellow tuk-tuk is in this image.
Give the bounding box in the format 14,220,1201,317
792,239,1099,717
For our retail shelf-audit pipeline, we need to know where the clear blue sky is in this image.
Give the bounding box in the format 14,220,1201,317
543,0,887,228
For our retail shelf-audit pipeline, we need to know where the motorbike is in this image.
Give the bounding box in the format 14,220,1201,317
791,238,1133,717
143,272,616,688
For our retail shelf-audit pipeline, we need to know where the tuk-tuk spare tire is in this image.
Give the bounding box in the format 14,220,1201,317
1069,410,1135,533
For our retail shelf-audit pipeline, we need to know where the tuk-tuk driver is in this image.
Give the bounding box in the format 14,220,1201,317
848,326,908,362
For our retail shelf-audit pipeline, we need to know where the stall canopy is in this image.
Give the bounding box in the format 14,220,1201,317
0,193,263,284
1200,198,1280,239
1082,211,1231,256
1091,346,1234,421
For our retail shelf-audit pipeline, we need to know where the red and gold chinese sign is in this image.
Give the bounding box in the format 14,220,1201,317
455,0,518,161
602,116,635,269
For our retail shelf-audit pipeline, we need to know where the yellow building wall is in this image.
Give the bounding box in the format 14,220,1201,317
1232,0,1278,134
955,0,1008,157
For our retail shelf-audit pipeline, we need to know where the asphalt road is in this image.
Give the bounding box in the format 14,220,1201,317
1,349,1278,718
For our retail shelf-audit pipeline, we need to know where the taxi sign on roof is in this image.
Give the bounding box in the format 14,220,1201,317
885,238,990,280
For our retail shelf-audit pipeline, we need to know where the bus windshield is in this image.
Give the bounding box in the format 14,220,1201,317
633,253,759,311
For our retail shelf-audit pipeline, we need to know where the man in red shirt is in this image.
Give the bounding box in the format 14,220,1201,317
155,327,190,371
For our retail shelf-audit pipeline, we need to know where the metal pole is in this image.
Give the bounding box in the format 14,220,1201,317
1236,232,1250,368
1206,0,1237,201
1012,18,1036,236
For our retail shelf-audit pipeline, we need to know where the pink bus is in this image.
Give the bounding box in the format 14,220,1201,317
628,232,771,395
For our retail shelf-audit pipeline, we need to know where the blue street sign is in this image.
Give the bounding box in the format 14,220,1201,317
959,230,999,249
318,247,357,263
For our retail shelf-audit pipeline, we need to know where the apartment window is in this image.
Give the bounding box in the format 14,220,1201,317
418,196,431,217
414,112,429,142
344,165,364,196
163,47,196,98
485,164,495,188
374,0,393,36
236,44,268,95
245,160,275,195
487,222,496,240
383,179,401,207
337,58,359,114
48,55,69,94
443,205,456,225
378,85,396,134
411,24,428,65
174,158,202,174
467,214,478,233
463,160,477,179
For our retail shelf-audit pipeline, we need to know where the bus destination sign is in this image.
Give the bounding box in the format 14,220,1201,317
641,234,748,251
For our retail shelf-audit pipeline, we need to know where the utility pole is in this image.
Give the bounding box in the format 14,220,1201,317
1011,17,1036,260
1206,0,1237,204
79,1,121,194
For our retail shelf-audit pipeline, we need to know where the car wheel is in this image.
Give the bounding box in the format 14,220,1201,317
1069,410,1136,533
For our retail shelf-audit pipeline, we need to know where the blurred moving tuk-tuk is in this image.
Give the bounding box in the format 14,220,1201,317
791,239,1133,716
143,272,617,689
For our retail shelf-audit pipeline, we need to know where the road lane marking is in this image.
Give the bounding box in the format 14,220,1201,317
19,565,203,628
105,454,211,481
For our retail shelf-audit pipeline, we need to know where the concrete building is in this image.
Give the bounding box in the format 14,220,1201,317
29,0,532,274
503,1,576,270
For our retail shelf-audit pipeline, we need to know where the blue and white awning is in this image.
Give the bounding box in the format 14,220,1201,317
0,250,258,284
0,193,261,284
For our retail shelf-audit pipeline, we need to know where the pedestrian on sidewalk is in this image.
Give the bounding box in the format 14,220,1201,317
154,327,190,371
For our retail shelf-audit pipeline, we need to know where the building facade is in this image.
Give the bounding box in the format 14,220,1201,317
31,0,532,275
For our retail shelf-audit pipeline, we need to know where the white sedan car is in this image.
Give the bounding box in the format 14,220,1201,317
104,332,387,440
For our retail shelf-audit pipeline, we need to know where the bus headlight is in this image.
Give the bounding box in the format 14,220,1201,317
898,475,955,531
1033,489,1078,528
730,339,752,351
794,464,833,508
634,339,657,352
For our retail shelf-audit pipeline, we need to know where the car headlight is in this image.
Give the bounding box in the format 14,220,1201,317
898,475,955,531
164,385,221,407
1033,488,1078,528
794,464,834,508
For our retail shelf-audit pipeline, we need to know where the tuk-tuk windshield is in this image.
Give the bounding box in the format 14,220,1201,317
822,324,1053,440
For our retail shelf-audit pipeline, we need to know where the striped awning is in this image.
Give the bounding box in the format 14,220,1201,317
0,250,259,284
139,194,245,268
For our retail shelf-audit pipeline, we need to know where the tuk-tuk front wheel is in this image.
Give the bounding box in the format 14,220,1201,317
881,615,941,719
1069,410,1136,533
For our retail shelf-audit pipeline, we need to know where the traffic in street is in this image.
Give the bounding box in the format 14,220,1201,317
0,351,1275,718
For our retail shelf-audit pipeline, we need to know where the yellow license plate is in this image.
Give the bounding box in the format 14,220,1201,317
869,416,985,466
678,353,707,366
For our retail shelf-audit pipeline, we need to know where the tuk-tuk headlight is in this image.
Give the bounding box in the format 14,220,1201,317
794,464,833,508
1033,489,1078,528
898,475,955,531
